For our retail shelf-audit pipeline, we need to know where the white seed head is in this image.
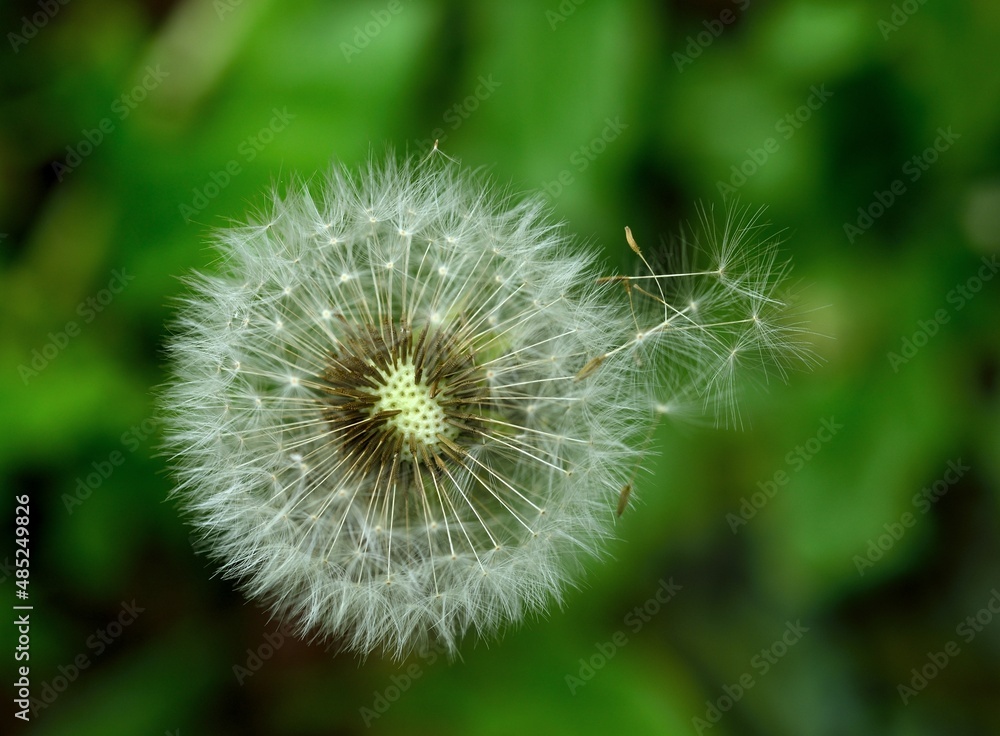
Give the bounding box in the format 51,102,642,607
161,154,810,658
161,156,646,658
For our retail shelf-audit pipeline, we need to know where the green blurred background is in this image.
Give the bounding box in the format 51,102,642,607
3,0,999,734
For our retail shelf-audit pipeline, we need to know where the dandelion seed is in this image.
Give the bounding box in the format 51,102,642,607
161,156,807,659
614,205,817,427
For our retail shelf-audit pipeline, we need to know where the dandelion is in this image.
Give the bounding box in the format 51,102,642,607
162,154,803,658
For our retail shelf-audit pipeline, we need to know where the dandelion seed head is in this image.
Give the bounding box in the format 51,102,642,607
162,155,646,658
